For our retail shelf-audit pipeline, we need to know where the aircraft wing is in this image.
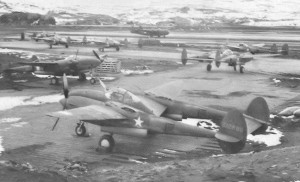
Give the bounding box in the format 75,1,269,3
188,57,214,63
47,105,128,126
252,43,265,48
145,80,185,100
18,62,58,67
226,45,243,52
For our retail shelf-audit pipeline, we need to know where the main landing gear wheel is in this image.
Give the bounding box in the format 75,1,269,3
90,78,97,84
98,134,115,153
50,77,59,85
79,73,86,81
207,64,212,71
239,66,245,73
218,139,246,154
116,46,120,51
75,123,86,137
65,44,69,48
49,44,53,49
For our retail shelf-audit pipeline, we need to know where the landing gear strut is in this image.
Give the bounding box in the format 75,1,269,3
75,121,86,137
78,73,86,81
98,134,115,153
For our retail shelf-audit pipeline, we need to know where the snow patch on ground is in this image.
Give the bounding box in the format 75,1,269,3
11,121,28,128
0,136,4,155
0,94,62,111
247,127,283,147
0,118,21,124
121,69,154,76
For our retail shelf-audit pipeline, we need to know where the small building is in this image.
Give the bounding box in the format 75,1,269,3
92,58,121,76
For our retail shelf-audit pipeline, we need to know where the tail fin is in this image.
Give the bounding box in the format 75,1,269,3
215,49,221,62
270,43,278,53
216,109,247,154
244,97,270,135
281,43,289,55
30,55,39,62
181,49,188,65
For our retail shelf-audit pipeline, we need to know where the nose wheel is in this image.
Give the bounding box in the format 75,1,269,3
75,122,86,136
239,66,245,73
207,64,212,71
98,134,115,153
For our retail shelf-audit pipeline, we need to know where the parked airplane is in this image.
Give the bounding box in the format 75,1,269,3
37,35,70,49
130,26,169,38
95,38,123,52
28,31,55,42
181,48,253,73
226,43,275,54
4,50,105,84
48,76,270,154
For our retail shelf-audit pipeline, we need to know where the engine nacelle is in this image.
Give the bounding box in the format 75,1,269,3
163,114,183,121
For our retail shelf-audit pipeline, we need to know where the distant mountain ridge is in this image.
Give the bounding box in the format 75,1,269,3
0,0,299,27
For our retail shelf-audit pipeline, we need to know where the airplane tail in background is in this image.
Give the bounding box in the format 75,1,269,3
215,49,222,62
244,97,270,135
216,109,247,154
181,49,188,65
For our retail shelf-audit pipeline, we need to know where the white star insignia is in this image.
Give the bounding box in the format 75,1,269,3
134,117,144,128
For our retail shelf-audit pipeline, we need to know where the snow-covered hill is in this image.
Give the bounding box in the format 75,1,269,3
0,0,299,27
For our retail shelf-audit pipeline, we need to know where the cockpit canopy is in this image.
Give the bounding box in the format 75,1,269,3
107,87,141,103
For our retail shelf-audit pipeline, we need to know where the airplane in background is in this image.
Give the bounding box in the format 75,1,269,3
130,26,169,38
28,31,55,42
48,76,270,154
226,43,277,54
181,48,253,73
4,50,105,85
94,38,124,52
34,35,70,49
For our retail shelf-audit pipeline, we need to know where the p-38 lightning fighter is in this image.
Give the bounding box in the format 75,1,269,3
4,50,105,84
130,26,169,38
48,76,270,154
181,48,253,73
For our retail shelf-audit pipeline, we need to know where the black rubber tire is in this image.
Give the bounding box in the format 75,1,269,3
79,73,86,81
98,135,115,153
75,124,86,137
240,66,245,73
116,46,120,51
90,78,96,85
207,64,212,71
50,44,52,49
65,44,69,48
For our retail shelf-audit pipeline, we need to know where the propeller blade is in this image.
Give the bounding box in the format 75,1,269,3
62,73,69,98
93,50,101,60
98,78,107,92
51,117,60,131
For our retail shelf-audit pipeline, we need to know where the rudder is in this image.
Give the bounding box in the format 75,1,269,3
181,48,188,65
244,97,270,135
215,109,247,154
